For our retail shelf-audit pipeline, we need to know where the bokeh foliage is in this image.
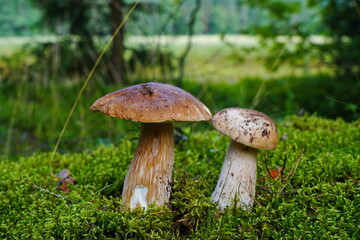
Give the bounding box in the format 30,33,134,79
0,0,41,36
2,0,359,79
242,0,360,77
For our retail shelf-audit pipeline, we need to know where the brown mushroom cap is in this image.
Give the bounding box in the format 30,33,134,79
212,108,278,150
90,82,212,123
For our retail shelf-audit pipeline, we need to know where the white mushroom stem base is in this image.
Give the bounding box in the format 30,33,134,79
122,123,174,210
211,140,257,210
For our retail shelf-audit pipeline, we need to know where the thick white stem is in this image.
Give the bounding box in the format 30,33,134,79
211,140,257,210
122,123,174,209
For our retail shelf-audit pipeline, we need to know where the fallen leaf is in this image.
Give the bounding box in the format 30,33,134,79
268,168,282,179
55,169,76,194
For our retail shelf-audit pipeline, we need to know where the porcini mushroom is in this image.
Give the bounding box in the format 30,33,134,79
90,82,211,209
211,108,278,210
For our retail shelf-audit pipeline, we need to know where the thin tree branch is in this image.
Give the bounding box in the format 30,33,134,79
32,183,101,211
351,0,360,18
280,150,303,193
176,0,201,87
50,1,139,169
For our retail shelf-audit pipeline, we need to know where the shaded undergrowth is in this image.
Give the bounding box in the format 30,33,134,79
1,74,359,160
1,115,359,239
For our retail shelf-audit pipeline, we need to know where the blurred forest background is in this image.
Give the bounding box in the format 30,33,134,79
0,0,359,160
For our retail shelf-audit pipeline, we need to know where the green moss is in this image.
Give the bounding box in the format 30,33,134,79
1,115,359,239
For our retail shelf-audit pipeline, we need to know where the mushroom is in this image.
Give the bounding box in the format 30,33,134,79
90,82,212,209
211,108,278,210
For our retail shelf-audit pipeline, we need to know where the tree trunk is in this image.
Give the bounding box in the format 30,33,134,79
108,0,127,84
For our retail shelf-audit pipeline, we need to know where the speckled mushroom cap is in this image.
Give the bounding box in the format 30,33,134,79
212,108,278,150
90,82,212,123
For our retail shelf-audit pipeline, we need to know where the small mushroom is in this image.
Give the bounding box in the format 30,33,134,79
90,82,211,209
211,108,278,210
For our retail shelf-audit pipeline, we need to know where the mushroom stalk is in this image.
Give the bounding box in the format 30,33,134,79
122,123,174,209
211,140,257,210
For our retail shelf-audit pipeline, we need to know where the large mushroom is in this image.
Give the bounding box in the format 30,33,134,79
90,82,212,209
211,108,278,210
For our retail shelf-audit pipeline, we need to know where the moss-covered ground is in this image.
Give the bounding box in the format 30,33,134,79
1,115,359,239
